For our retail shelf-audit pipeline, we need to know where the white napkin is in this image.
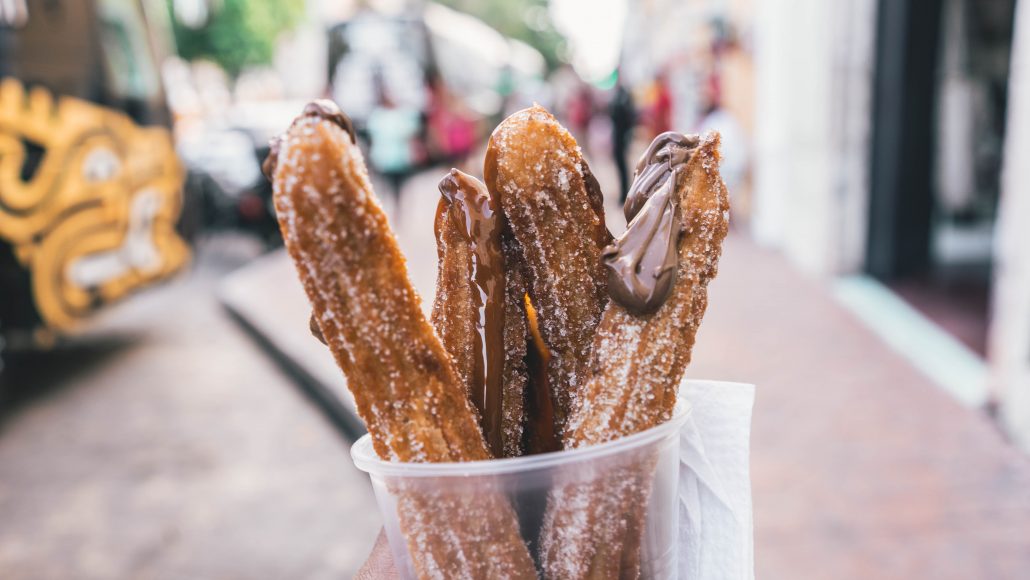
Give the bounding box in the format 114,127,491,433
678,380,756,580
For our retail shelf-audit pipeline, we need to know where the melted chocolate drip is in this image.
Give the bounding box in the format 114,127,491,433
437,169,507,457
262,99,356,180
603,132,698,314
309,312,326,345
623,132,698,221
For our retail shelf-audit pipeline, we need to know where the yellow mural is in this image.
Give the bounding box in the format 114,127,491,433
0,78,190,331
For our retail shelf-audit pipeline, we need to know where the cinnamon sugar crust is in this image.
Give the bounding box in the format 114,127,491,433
269,114,535,579
568,131,729,447
270,100,729,579
272,117,485,463
485,106,612,440
541,132,730,579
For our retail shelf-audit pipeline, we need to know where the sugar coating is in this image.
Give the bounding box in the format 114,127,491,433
566,131,728,448
273,117,478,463
487,105,611,438
394,482,536,579
539,457,657,579
270,116,535,578
499,248,531,457
539,131,730,578
273,107,729,578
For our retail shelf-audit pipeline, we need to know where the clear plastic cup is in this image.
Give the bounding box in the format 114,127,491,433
351,399,691,579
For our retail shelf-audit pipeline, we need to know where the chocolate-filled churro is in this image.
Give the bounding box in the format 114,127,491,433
432,169,528,458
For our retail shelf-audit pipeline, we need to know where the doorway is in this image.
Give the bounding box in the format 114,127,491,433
868,0,1017,356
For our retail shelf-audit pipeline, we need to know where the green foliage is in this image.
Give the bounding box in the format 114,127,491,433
168,0,305,77
435,0,566,70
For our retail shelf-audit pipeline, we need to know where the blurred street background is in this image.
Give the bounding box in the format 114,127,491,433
2,0,1030,578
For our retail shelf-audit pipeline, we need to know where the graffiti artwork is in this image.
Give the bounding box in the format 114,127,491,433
0,78,190,331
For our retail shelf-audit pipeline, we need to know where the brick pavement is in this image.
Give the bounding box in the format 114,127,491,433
692,236,1030,579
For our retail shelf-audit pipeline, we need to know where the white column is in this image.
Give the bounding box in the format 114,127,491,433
751,0,793,252
752,0,877,275
992,0,1030,450
829,0,878,274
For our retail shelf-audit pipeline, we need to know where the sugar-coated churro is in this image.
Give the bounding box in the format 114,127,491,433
484,105,611,440
269,97,731,579
267,100,536,579
540,131,730,579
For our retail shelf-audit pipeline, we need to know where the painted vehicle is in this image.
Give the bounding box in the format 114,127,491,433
0,0,191,349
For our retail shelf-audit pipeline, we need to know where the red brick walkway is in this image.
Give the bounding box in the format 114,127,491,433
692,236,1030,579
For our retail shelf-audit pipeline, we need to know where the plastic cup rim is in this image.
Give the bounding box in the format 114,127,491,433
350,397,692,477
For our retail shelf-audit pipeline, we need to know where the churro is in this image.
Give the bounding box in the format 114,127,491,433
484,106,611,439
571,131,728,445
270,98,730,578
431,169,528,458
540,131,730,579
267,100,536,579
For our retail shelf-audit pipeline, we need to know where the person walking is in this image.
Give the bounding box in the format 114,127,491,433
566,84,594,152
610,80,636,203
367,69,420,204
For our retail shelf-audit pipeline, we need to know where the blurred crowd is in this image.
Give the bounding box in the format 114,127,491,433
162,2,752,225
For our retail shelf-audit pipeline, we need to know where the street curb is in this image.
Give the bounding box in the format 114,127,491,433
221,301,367,442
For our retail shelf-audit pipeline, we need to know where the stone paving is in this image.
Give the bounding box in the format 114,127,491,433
0,238,381,579
691,236,1030,579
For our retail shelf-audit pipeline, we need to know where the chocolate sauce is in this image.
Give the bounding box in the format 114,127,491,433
262,99,356,180
437,169,507,457
309,313,326,345
301,99,357,143
603,132,698,314
624,132,698,221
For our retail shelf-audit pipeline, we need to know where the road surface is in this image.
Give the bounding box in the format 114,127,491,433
0,236,381,579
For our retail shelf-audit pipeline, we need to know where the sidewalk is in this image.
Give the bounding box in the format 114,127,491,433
695,236,1030,579
225,165,1030,578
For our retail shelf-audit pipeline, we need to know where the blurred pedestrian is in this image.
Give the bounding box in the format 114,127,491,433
566,84,594,150
651,70,673,136
697,67,746,209
610,79,636,202
367,69,420,202
425,70,477,168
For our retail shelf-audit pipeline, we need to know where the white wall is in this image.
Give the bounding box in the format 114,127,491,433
752,0,878,276
991,0,1030,450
